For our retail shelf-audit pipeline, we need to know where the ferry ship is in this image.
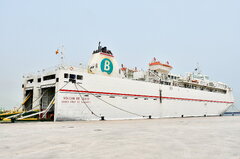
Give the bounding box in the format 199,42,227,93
20,43,234,121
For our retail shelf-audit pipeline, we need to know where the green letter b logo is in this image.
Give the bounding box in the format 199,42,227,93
101,58,113,74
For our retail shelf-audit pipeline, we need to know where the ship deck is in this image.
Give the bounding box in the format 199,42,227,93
1,116,240,159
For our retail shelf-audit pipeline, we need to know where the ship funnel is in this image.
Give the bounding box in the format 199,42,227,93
88,43,120,77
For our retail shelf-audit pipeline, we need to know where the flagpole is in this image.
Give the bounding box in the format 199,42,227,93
60,45,64,66
55,44,65,67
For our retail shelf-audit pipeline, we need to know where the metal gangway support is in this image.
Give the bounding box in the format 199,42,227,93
16,97,55,121
2,91,55,122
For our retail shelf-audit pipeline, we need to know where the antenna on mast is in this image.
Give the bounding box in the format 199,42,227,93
98,41,102,51
194,62,201,74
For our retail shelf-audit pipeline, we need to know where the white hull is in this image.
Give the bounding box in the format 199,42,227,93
22,44,234,121
55,72,234,121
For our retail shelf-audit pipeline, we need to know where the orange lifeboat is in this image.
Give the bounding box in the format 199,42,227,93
121,67,127,71
192,80,199,83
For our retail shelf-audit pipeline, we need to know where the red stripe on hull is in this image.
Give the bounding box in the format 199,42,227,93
60,89,234,104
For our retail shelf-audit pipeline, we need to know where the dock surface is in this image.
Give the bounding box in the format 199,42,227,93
1,116,240,159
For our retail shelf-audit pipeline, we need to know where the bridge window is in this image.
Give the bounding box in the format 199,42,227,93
43,74,55,81
70,74,76,79
64,73,68,78
77,75,83,80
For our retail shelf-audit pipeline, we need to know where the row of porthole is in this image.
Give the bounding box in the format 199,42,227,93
84,94,158,100
79,94,219,104
82,95,217,103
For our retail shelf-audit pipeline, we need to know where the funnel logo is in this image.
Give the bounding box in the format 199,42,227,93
101,58,113,74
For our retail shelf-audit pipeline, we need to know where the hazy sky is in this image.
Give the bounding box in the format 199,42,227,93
0,0,239,110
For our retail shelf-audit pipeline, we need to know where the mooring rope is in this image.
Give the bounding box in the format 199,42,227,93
6,86,54,119
9,81,70,120
41,81,72,118
16,85,54,112
74,83,101,118
76,83,147,118
232,104,240,112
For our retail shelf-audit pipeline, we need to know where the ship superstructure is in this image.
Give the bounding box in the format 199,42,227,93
20,43,234,121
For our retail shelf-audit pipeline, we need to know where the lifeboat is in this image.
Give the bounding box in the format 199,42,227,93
121,67,127,71
192,80,199,83
149,58,173,74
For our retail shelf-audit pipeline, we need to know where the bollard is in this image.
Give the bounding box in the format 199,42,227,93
101,116,105,121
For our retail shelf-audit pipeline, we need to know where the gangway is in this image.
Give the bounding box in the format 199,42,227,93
1,97,55,122
1,89,55,122
16,97,55,121
16,110,45,120
2,88,51,120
